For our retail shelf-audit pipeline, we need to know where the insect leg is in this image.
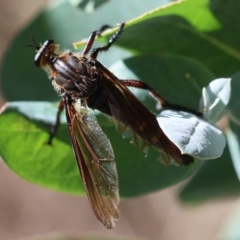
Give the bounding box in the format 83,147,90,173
47,100,65,144
90,22,125,59
121,79,203,117
82,25,113,56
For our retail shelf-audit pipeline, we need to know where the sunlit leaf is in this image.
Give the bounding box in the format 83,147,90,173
157,110,226,160
0,102,200,197
199,78,231,123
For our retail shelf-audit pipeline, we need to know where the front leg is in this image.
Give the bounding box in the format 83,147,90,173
47,100,65,144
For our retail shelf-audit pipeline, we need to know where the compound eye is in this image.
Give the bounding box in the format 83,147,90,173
34,51,42,67
33,39,56,67
44,39,55,47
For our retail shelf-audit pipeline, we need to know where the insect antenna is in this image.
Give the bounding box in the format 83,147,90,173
26,36,40,50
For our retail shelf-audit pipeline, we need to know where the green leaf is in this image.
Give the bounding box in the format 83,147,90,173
0,0,238,203
157,110,226,160
227,72,240,125
110,55,215,111
112,56,226,160
200,78,231,123
226,121,240,182
0,0,171,101
0,102,82,193
179,145,240,202
68,0,110,12
114,0,240,77
0,48,216,197
0,102,200,197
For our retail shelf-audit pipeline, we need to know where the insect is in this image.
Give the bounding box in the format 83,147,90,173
27,22,201,228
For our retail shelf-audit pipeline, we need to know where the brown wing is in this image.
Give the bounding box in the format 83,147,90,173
63,97,120,228
97,62,191,165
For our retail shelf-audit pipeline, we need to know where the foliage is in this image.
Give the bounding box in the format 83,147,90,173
0,0,240,209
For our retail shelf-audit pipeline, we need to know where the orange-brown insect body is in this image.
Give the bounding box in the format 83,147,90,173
35,38,193,165
28,23,194,228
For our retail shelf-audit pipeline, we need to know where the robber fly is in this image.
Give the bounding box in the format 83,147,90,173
27,22,201,228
